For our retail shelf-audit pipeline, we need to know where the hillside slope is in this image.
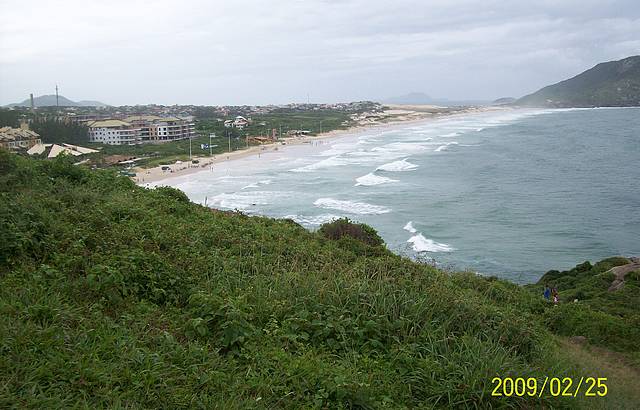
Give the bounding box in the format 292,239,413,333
0,151,638,408
517,55,640,107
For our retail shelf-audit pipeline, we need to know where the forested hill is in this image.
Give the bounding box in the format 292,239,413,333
1,151,638,408
517,55,640,107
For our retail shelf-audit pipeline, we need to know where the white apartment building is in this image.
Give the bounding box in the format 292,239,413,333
87,120,140,145
124,115,196,142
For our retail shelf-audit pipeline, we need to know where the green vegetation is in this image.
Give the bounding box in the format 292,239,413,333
198,109,353,138
0,109,89,145
0,109,22,128
527,258,640,364
30,118,89,145
86,133,248,169
517,55,640,107
319,217,385,248
1,151,638,408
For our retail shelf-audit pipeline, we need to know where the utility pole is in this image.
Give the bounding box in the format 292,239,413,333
189,133,192,166
228,130,231,153
209,133,214,157
55,84,59,109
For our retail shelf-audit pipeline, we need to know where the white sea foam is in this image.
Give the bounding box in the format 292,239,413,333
373,142,429,154
209,191,288,211
282,213,340,226
376,158,418,172
241,179,272,190
290,156,347,172
355,173,398,186
434,142,459,152
316,141,361,157
314,198,391,215
403,221,417,233
407,233,454,252
440,132,460,138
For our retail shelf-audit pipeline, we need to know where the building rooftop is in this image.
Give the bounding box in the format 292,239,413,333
0,126,41,142
87,119,132,128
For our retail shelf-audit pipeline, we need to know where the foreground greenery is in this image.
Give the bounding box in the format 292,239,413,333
1,152,638,408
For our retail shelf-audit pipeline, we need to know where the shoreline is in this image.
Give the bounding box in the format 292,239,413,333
134,105,505,185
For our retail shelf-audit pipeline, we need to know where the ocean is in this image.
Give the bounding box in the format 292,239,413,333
151,107,640,283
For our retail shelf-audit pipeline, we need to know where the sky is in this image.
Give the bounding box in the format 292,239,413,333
0,0,639,106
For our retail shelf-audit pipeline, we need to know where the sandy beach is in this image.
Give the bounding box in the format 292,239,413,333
134,104,501,185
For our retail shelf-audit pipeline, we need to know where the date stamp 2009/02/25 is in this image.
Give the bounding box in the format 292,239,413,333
491,377,608,398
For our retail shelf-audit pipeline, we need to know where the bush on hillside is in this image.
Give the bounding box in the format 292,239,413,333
154,186,190,203
319,218,384,247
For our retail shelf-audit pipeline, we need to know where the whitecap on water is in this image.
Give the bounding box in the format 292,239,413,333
355,173,398,186
403,221,417,233
314,198,391,215
434,142,459,152
439,132,460,138
376,158,419,172
241,179,272,190
209,191,289,211
407,233,454,252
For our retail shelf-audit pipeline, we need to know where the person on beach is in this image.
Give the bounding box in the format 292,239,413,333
543,284,551,301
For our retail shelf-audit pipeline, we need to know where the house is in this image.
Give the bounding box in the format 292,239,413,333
224,116,251,129
0,124,42,151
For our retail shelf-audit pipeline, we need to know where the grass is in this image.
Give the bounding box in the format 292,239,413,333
1,151,638,408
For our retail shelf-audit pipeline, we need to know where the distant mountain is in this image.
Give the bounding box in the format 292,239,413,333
517,55,640,107
492,97,516,105
383,92,489,107
6,95,110,107
77,100,110,107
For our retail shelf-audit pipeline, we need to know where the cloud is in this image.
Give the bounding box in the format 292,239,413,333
0,0,638,104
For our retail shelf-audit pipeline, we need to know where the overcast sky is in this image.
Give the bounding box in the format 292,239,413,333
1,0,638,106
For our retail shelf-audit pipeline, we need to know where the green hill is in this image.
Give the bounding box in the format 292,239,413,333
517,56,640,107
1,151,638,408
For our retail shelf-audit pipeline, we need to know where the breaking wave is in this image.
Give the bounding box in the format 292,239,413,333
355,173,398,186
403,221,417,233
434,142,459,152
407,233,454,252
209,191,288,211
376,158,419,172
313,198,391,215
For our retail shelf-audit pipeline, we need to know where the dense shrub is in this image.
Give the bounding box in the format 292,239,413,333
154,185,191,203
318,217,384,247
